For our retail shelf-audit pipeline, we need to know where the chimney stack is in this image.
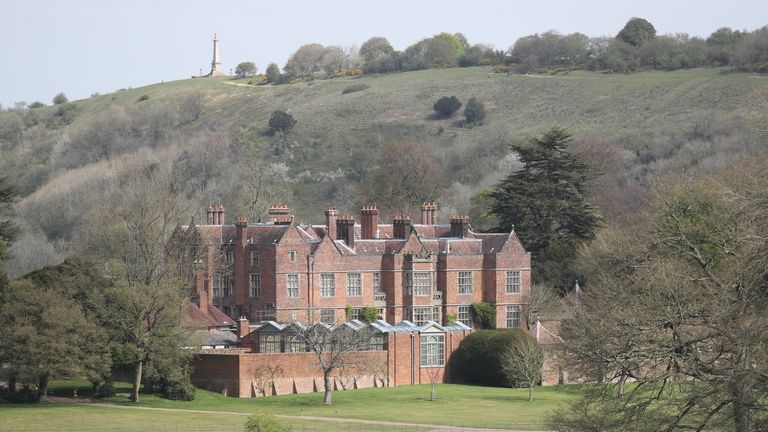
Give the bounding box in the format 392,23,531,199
450,215,470,238
325,206,338,240
420,202,437,225
237,317,250,339
268,204,292,225
207,204,215,225
393,215,412,239
360,205,379,239
336,215,356,248
212,204,224,225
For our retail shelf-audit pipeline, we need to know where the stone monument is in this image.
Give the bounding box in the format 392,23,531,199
209,33,224,76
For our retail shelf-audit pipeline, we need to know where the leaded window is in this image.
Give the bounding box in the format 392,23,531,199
413,271,432,296
420,334,445,367
286,273,299,298
411,306,433,326
260,333,281,353
506,271,521,293
320,273,335,297
284,335,307,352
507,305,521,328
373,272,380,291
320,309,336,324
212,273,223,297
349,308,362,321
347,273,362,296
250,251,259,267
249,273,261,297
458,305,473,327
458,271,473,294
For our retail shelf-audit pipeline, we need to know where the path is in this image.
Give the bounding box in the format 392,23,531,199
46,396,548,432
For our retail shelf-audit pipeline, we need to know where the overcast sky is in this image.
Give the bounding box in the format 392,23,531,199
2,0,766,107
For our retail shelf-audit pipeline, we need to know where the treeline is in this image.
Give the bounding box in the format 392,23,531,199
254,19,767,84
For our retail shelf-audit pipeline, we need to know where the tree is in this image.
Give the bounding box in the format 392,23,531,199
359,37,398,73
76,166,193,402
0,279,109,403
265,63,281,83
52,92,69,105
433,96,462,118
553,159,768,431
268,110,296,134
0,176,16,264
288,322,378,404
360,139,444,219
463,97,486,126
617,17,657,47
471,302,496,329
235,62,257,78
501,334,543,402
484,128,602,291
178,93,206,124
284,43,326,77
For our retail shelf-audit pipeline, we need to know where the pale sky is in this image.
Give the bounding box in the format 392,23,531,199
2,0,766,107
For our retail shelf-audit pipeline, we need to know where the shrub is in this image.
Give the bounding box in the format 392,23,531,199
245,411,291,432
345,305,353,320
361,306,379,323
463,97,486,126
52,92,68,105
446,312,457,324
342,83,370,95
268,110,296,133
452,329,528,386
471,301,496,329
433,96,462,117
137,94,150,102
29,101,45,109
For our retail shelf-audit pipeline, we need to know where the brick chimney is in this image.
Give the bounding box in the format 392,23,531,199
450,215,470,238
336,215,356,248
235,216,248,245
217,204,225,225
360,205,379,239
268,204,292,225
420,202,437,225
325,206,337,239
237,317,250,339
393,215,412,239
207,204,215,225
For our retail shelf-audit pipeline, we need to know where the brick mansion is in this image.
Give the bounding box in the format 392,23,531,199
171,202,538,396
172,202,531,330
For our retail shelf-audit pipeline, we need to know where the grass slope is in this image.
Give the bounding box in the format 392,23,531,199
39,381,582,430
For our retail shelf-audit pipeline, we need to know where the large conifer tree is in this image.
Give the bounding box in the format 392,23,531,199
487,128,601,290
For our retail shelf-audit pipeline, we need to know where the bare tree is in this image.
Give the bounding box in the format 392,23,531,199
287,322,377,405
179,93,206,124
77,164,193,402
248,363,283,397
501,334,543,402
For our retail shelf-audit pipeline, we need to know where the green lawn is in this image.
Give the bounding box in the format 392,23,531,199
0,403,431,432
37,381,582,430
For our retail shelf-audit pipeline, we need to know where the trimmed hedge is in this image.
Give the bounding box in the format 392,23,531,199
452,329,528,387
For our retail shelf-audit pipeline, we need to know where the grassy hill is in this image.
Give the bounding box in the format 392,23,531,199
1,67,767,276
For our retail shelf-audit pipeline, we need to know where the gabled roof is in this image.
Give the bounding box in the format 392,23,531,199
183,302,234,328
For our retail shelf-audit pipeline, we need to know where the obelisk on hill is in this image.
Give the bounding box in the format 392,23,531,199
210,33,223,76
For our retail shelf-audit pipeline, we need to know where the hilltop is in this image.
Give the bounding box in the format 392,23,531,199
1,66,766,276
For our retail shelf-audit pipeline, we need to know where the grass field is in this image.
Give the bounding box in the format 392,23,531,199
0,382,585,431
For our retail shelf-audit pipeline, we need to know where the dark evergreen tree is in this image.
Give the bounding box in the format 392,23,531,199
268,110,296,134
463,97,486,126
486,128,602,291
433,96,462,117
